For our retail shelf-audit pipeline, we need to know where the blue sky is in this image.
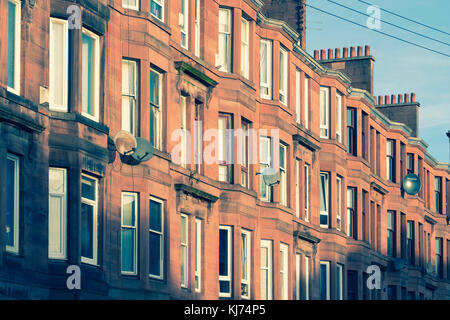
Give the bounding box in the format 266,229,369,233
305,0,450,163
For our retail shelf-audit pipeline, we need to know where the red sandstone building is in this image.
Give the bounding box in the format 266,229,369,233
0,0,448,300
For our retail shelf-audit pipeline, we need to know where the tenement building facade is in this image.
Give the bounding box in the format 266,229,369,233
0,0,448,300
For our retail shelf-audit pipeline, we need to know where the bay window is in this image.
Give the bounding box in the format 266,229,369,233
49,168,67,259
81,174,98,265
219,226,232,297
319,87,330,138
121,192,138,275
7,0,21,94
260,39,272,99
6,154,20,254
218,8,232,73
81,29,100,121
320,172,330,228
149,197,164,279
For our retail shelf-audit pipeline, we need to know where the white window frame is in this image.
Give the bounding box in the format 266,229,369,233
240,18,250,79
180,0,189,49
320,261,331,300
195,218,202,292
150,68,163,150
218,8,232,73
320,172,330,228
260,239,273,300
123,0,139,10
121,192,138,275
149,196,164,279
180,213,189,288
150,0,164,22
336,92,343,143
122,59,139,136
304,163,309,222
279,143,287,207
241,229,251,299
280,243,289,300
304,76,309,129
260,39,272,99
337,263,344,300
336,176,342,231
81,28,100,122
194,0,200,57
320,86,330,138
7,0,21,95
295,253,301,300
81,174,98,265
49,18,68,112
304,256,310,300
48,167,67,260
219,225,233,297
180,96,188,168
295,159,300,218
259,136,272,202
6,153,19,254
279,47,288,105
295,69,301,123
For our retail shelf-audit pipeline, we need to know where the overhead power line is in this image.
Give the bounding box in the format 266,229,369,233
305,3,450,58
356,0,450,36
327,0,450,47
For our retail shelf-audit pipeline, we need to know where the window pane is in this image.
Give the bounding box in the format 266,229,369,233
82,33,95,116
150,0,163,20
50,21,65,107
7,1,16,89
49,195,63,254
149,200,162,232
121,228,135,272
149,232,161,276
81,203,94,259
219,229,229,276
6,158,16,247
82,176,96,200
150,70,160,106
122,194,136,226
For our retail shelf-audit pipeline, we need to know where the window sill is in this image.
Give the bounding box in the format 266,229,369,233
49,111,109,135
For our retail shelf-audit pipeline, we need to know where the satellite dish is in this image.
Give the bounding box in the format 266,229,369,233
130,137,154,162
113,130,137,155
258,167,281,186
402,173,421,195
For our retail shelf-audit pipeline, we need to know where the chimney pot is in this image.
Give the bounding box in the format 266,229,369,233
335,48,341,59
328,48,333,59
321,49,326,60
343,47,348,58
398,94,403,103
378,96,383,105
385,95,389,104
350,46,356,57
357,46,363,56
411,93,416,102
404,93,409,103
314,50,319,60
365,45,371,56
391,94,396,104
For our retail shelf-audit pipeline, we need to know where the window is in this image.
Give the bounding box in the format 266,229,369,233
407,221,415,265
241,229,251,299
260,240,273,300
320,172,330,228
123,0,139,10
303,256,310,300
387,210,396,257
400,213,406,258
150,0,164,21
295,69,301,123
181,214,188,288
81,174,98,265
260,136,272,202
49,18,68,111
362,190,368,242
336,177,342,231
337,264,344,300
346,187,356,239
347,107,356,155
347,270,357,300
121,192,138,275
218,113,233,183
336,93,343,143
180,96,188,168
218,8,232,73
386,139,396,182
295,159,300,217
304,76,309,129
219,226,232,297
180,0,188,49
280,243,288,300
400,142,405,186
320,261,330,300
194,0,200,57
81,29,100,121
195,219,202,292
240,120,250,188
362,112,368,159
122,59,139,136
241,18,250,79
49,168,67,259
319,87,330,138
435,177,442,213
194,103,203,174
435,238,443,277
304,164,309,221
418,157,423,198
7,0,21,94
260,39,272,99
149,197,164,279
279,48,288,105
279,144,287,207
6,154,19,254
150,68,162,150
407,153,414,174
295,253,301,300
